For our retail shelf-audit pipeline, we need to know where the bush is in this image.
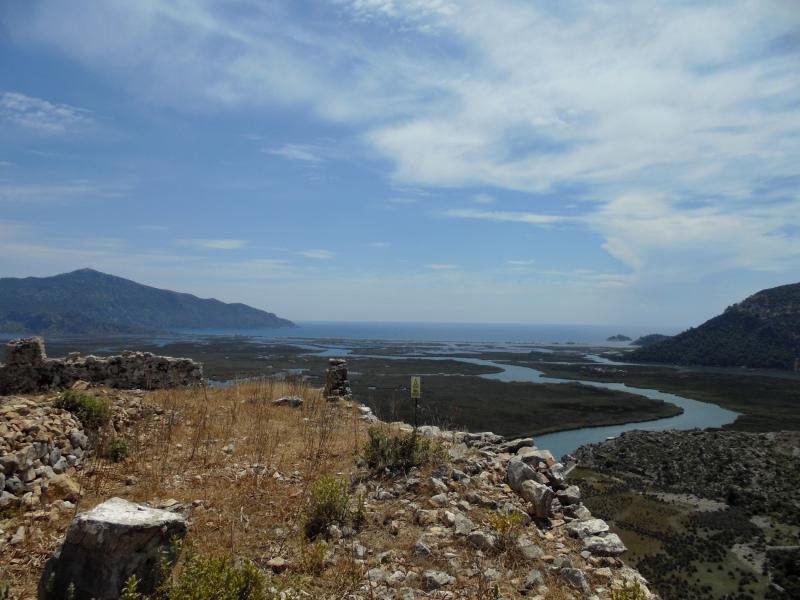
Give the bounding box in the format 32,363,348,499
299,538,327,576
107,436,130,462
165,552,276,600
488,510,524,553
55,390,111,429
610,581,648,600
304,475,350,539
362,427,445,473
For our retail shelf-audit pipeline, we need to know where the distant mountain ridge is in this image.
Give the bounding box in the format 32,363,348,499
629,283,800,369
632,334,672,347
0,269,294,335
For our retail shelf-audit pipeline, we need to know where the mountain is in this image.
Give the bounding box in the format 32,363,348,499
0,269,294,335
629,283,800,369
632,333,671,347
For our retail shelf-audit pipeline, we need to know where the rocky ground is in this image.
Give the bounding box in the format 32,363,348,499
1,378,657,599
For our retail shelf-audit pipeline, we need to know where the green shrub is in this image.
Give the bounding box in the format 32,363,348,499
488,510,524,553
299,538,327,576
108,436,131,462
610,581,648,600
120,576,144,600
55,389,111,429
362,427,445,473
304,475,350,539
165,552,276,600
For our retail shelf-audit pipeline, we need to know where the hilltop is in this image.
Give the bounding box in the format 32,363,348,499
629,282,800,369
630,334,671,347
0,358,656,599
0,269,294,335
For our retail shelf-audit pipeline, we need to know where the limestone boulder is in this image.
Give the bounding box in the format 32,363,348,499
506,459,537,493
38,497,188,600
519,479,555,518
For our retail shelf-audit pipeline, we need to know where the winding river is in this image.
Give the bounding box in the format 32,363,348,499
301,345,740,459
454,357,739,459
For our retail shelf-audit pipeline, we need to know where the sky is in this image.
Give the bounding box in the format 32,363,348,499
0,0,799,328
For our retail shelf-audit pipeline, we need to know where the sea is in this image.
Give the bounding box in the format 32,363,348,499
181,321,683,346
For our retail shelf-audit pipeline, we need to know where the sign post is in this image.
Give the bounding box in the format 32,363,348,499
410,376,421,430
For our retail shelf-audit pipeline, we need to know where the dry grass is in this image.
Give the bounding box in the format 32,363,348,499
1,379,621,599
2,379,371,598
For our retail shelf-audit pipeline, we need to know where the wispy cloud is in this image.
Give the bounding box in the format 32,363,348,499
426,263,458,270
0,91,93,133
587,192,800,278
507,259,534,266
369,241,391,248
177,239,248,250
301,249,334,259
266,143,323,162
443,208,565,225
0,180,122,204
472,194,495,205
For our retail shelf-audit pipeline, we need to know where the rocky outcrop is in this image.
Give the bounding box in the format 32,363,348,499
324,358,351,401
348,427,646,598
1,389,148,511
0,337,203,394
38,497,188,600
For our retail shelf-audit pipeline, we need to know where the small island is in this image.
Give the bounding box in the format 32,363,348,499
606,334,632,342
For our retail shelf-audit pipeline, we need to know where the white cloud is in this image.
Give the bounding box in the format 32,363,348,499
426,263,458,270
472,194,494,205
587,192,800,278
0,181,122,204
266,143,323,162
443,208,565,225
10,2,798,198
369,241,390,248
301,249,334,259
0,91,93,133
507,259,534,266
177,239,248,250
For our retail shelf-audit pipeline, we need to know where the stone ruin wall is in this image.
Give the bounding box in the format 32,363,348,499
0,337,203,395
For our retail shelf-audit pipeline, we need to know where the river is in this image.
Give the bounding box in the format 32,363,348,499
455,357,739,459
318,348,740,459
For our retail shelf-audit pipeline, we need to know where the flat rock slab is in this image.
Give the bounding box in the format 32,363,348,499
39,497,188,600
583,532,627,556
567,518,610,539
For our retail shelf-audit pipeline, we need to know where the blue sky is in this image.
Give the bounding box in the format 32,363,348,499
1,0,799,327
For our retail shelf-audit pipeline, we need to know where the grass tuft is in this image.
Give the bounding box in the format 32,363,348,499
362,427,445,473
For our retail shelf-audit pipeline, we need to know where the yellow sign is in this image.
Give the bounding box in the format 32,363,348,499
410,376,421,399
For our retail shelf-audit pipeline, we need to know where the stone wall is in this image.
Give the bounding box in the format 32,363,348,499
323,358,351,401
0,337,203,394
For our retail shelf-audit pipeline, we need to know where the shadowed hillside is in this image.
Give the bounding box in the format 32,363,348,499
630,283,800,369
